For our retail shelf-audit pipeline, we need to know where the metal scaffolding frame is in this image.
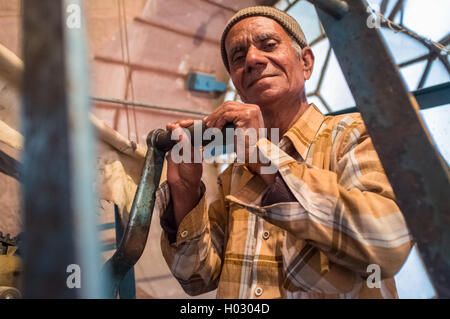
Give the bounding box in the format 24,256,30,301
310,0,450,298
327,81,450,115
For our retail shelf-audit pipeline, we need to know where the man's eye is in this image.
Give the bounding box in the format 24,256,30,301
263,41,277,50
232,54,244,62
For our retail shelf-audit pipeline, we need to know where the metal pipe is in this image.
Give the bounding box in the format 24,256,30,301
21,0,77,298
327,81,450,116
284,0,301,12
64,0,104,298
21,0,104,298
92,96,209,117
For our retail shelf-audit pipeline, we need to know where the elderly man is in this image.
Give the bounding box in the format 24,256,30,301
156,6,412,298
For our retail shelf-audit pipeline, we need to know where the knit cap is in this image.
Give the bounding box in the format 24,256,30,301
220,6,308,72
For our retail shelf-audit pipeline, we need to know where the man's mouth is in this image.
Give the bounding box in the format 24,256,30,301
247,74,276,88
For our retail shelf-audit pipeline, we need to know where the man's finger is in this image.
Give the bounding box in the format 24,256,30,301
178,119,194,127
166,119,194,131
166,122,180,131
205,102,239,128
216,110,243,129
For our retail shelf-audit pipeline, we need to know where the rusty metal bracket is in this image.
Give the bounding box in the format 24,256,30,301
314,0,450,297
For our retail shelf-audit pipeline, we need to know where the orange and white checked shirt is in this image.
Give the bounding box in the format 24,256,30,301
156,103,413,299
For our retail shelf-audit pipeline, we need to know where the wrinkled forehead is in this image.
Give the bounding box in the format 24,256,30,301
224,16,289,52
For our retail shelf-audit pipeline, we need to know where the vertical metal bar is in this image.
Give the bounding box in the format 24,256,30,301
380,0,389,14
417,58,432,90
21,0,103,298
314,0,450,297
63,0,104,298
21,0,76,298
388,0,403,21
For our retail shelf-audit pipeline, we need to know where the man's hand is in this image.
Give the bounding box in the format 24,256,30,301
166,119,203,227
205,101,265,132
204,101,275,185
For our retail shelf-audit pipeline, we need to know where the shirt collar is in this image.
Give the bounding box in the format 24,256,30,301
283,103,326,160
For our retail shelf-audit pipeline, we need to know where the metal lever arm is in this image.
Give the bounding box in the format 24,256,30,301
101,130,165,298
101,121,234,298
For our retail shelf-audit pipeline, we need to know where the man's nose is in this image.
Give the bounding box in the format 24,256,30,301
245,45,267,72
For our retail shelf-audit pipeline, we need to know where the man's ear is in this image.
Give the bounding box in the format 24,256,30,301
301,46,314,80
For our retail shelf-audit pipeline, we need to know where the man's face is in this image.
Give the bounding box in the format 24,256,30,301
225,16,313,107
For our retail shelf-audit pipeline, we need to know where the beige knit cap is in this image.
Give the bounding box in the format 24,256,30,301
220,6,308,72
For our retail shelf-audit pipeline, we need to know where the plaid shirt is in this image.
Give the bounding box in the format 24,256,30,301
156,104,413,299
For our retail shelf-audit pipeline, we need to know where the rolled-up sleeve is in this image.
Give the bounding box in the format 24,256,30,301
156,180,227,295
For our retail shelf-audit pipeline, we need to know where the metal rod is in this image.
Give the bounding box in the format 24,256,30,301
92,96,209,117
388,0,403,21
307,0,349,19
327,81,450,115
284,0,301,12
316,0,450,297
412,81,450,109
63,0,104,298
21,0,103,298
21,0,77,298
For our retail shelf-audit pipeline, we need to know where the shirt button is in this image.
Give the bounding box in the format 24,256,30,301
255,287,263,297
262,231,270,240
180,230,188,238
